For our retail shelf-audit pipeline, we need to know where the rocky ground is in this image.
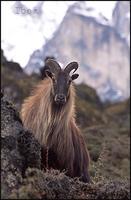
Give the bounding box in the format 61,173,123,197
1,95,130,199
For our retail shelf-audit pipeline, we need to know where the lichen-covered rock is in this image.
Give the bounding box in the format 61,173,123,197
17,130,41,172
1,97,41,199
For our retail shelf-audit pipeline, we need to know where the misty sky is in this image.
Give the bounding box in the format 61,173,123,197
1,1,116,67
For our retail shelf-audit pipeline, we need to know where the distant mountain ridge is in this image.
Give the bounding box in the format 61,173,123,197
25,1,130,103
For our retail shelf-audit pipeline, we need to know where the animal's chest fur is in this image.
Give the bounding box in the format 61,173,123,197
43,113,75,170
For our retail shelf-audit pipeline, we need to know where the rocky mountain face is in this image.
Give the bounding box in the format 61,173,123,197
25,1,130,103
112,1,130,45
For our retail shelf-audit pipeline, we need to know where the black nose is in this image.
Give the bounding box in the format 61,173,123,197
55,94,66,104
57,94,65,101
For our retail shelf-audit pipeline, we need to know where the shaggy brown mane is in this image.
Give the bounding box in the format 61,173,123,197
21,69,91,183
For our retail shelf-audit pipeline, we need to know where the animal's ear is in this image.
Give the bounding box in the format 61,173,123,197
71,74,79,80
45,70,53,78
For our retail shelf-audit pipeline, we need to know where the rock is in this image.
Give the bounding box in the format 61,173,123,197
1,97,41,199
112,1,130,45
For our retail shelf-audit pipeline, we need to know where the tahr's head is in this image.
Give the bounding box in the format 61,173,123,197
44,59,79,106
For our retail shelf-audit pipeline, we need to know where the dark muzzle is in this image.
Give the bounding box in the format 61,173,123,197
54,94,66,105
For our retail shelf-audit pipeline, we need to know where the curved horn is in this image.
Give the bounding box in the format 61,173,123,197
64,62,78,74
45,59,61,74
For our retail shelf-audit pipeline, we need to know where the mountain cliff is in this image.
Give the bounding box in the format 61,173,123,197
112,1,130,45
25,2,130,102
